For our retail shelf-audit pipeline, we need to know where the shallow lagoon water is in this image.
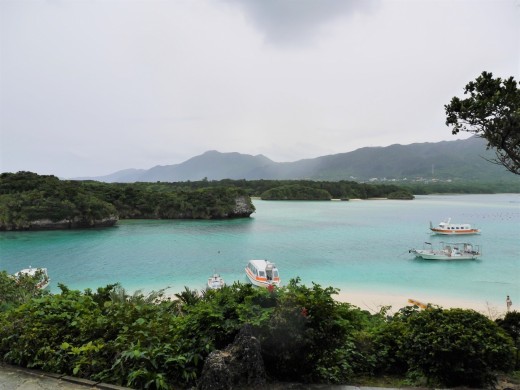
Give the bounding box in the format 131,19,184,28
1,194,519,307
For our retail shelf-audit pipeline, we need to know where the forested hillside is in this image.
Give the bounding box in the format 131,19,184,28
80,137,518,183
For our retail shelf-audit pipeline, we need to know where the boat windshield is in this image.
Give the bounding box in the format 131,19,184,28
266,267,278,281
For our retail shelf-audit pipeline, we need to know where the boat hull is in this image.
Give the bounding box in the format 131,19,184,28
430,228,480,235
410,242,481,260
245,266,280,288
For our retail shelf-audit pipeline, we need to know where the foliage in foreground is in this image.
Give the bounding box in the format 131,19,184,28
0,273,516,389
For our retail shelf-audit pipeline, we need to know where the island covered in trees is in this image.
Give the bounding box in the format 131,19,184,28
0,172,254,231
3,170,514,231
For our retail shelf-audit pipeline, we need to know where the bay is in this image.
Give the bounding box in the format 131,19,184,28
1,194,519,308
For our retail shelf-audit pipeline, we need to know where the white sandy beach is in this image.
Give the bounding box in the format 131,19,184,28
334,289,510,318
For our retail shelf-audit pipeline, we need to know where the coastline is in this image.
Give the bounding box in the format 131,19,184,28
160,285,511,319
333,289,509,318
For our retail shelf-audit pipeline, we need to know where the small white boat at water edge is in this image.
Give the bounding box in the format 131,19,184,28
207,273,225,290
409,242,481,260
13,266,50,289
245,259,281,288
430,218,481,235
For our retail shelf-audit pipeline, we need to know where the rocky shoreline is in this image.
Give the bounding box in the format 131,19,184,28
0,216,119,231
0,195,254,231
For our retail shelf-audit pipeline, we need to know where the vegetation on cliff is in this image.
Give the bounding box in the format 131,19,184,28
0,172,255,230
0,273,517,389
0,172,118,230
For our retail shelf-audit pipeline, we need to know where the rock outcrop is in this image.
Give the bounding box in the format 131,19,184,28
198,324,266,390
230,196,255,218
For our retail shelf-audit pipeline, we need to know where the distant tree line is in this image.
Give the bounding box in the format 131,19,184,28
2,172,516,230
400,180,520,195
150,178,520,198
158,179,417,200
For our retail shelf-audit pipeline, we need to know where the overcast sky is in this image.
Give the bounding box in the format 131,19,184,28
1,0,519,178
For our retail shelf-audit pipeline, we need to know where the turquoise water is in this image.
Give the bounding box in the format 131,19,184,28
1,194,519,306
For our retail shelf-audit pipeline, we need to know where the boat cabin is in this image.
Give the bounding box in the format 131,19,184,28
207,273,225,289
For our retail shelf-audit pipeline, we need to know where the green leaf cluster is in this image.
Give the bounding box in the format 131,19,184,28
0,270,50,311
445,71,520,175
372,306,515,387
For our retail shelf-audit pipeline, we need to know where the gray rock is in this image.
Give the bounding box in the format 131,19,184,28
198,324,266,390
231,196,255,218
0,215,119,231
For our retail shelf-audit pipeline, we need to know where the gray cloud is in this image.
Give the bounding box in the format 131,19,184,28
224,0,380,45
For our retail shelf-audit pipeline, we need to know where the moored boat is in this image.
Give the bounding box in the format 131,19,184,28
409,242,481,260
245,259,280,288
14,266,50,289
430,218,480,235
207,273,225,290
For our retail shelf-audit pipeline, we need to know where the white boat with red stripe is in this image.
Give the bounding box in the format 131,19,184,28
245,259,280,288
430,218,481,235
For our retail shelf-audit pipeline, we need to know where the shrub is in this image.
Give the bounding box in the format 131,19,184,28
402,308,514,387
257,278,372,383
0,287,101,372
496,311,520,369
0,270,50,311
372,306,420,375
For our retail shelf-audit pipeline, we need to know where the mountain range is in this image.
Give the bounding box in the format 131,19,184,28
78,137,516,183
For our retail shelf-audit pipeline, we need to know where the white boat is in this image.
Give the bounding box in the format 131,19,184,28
207,273,225,290
14,266,50,289
430,218,481,235
409,242,481,260
245,259,281,288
